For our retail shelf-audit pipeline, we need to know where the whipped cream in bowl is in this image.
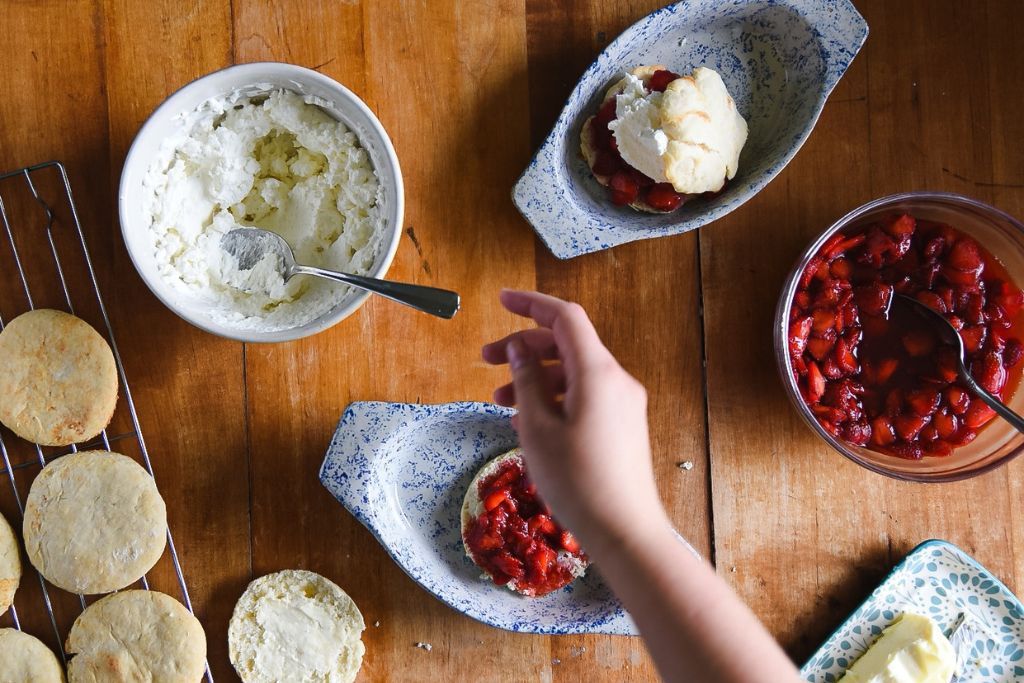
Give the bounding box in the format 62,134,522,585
120,62,403,343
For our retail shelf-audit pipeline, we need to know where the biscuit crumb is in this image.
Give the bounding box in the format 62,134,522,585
677,461,694,471
415,642,433,652
730,566,737,573
374,621,380,627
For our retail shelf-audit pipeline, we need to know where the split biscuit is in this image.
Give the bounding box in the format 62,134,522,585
0,309,118,447
23,450,167,594
229,569,365,683
460,448,588,596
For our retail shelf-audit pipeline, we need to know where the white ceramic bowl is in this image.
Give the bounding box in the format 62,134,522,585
119,62,404,343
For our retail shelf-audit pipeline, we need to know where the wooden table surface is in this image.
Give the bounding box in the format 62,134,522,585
1,0,1023,680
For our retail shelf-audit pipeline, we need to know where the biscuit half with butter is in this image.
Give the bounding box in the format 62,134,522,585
65,590,206,682
0,309,118,447
0,628,65,682
229,569,365,683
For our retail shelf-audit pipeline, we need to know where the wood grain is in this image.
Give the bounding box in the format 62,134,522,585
233,1,545,681
524,1,711,678
0,0,1022,681
97,0,249,677
702,0,1024,663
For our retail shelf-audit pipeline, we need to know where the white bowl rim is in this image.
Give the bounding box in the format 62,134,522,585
118,61,405,343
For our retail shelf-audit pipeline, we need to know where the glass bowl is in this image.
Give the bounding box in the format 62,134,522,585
774,192,1024,482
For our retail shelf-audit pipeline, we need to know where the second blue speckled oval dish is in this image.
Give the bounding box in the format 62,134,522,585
512,0,868,259
319,401,640,634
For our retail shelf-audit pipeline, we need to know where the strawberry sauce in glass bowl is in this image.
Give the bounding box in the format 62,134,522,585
775,193,1024,481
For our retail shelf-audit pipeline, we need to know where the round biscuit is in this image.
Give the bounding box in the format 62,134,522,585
0,628,65,682
23,451,167,594
65,590,206,682
0,511,20,616
229,569,365,683
0,309,118,447
460,448,588,596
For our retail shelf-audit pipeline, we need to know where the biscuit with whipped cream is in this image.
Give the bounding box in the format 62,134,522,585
581,64,747,213
228,569,365,683
580,67,668,213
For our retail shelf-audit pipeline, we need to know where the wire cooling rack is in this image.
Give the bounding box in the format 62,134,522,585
0,161,213,681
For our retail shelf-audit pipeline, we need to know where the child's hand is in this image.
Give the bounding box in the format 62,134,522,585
482,290,670,552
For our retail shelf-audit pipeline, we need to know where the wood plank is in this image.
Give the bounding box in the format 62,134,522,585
233,1,544,680
7,1,1024,681
526,1,712,679
985,0,1024,612
100,1,250,678
702,0,1024,664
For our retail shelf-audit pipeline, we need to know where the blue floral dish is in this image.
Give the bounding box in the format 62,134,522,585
802,540,1024,682
512,0,868,259
319,400,639,634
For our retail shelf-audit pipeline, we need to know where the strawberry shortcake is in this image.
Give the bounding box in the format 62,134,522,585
581,65,748,213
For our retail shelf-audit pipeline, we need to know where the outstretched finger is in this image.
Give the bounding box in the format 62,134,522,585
482,328,559,365
499,289,610,376
493,362,567,407
506,338,557,426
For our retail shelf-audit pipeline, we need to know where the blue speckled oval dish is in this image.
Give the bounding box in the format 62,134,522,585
802,540,1024,682
319,401,639,634
513,0,868,259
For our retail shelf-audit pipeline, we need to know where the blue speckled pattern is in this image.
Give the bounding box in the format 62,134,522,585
319,401,639,634
512,0,868,259
802,540,1024,682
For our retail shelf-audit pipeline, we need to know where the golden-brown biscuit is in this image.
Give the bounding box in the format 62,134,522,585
0,628,65,682
23,451,166,594
0,309,117,447
0,511,20,616
66,590,206,682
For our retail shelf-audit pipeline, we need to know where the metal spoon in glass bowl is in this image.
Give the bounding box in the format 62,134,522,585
221,228,460,319
893,293,1024,433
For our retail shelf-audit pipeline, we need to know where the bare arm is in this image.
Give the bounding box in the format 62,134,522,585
482,289,799,683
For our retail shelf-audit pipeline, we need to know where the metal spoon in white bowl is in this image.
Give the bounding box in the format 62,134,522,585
892,293,1024,433
221,228,460,319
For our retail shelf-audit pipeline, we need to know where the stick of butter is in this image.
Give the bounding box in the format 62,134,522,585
839,613,956,683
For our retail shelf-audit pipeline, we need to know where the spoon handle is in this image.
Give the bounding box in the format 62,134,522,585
957,363,1024,434
292,265,460,319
